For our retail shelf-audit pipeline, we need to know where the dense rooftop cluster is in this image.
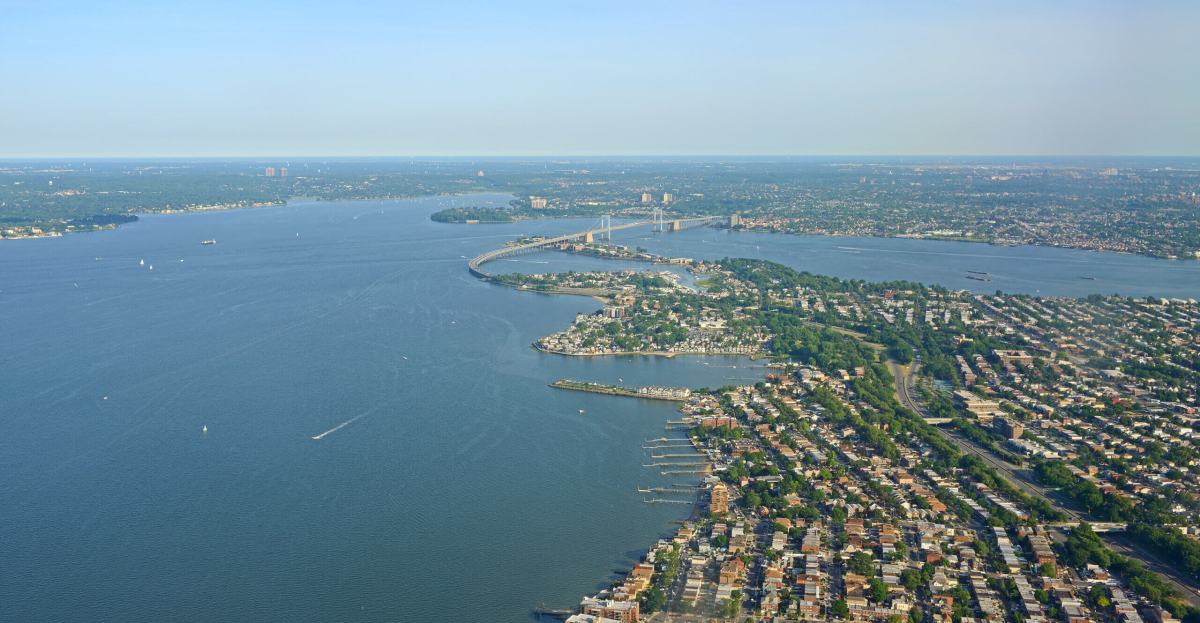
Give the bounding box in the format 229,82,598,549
496,160,1200,259
4,159,1198,260
515,254,1200,622
719,163,1200,259
530,269,767,357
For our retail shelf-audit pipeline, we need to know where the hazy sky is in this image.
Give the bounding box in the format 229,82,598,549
2,1,1197,157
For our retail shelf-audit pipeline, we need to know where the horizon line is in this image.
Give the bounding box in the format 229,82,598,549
2,153,1199,161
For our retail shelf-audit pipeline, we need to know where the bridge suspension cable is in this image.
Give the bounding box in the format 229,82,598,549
466,215,717,279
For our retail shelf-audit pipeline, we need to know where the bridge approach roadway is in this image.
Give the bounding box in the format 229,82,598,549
468,217,715,279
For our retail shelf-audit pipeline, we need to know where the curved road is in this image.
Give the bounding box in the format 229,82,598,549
888,360,1200,607
889,361,1080,519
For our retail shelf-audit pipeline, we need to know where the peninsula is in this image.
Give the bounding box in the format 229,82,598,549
469,229,1200,623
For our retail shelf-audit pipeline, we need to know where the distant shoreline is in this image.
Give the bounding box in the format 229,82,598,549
0,191,498,242
438,212,1195,262
731,224,1173,260
7,191,1193,263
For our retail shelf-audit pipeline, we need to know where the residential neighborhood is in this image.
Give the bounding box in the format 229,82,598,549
532,255,1200,623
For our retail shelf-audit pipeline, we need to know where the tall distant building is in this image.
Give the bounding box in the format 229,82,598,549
728,214,741,228
709,482,728,515
640,192,653,204
662,192,673,205
264,167,276,177
530,196,548,209
279,167,288,177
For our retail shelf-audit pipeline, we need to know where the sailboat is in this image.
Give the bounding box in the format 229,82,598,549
139,259,145,266
202,425,208,434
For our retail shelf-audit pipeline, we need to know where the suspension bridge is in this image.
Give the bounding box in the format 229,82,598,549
467,212,716,279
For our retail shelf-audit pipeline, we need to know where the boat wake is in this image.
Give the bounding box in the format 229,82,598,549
311,413,369,441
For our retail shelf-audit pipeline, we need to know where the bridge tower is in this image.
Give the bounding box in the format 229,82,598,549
600,214,612,240
653,207,665,232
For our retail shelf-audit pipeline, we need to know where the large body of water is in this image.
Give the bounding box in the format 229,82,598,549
1,195,1196,622
614,226,1200,300
0,195,756,623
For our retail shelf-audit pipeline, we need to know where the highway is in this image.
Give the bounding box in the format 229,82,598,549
1104,534,1200,608
888,360,1200,607
891,360,1083,520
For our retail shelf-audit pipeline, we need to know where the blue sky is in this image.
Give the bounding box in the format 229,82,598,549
1,1,1197,156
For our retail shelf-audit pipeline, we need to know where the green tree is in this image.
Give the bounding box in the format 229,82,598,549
849,551,875,576
721,590,742,618
870,577,889,603
641,586,666,613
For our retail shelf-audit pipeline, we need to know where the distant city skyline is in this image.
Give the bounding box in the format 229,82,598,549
2,0,1198,157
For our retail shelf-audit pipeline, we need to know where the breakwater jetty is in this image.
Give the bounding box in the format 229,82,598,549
550,379,692,401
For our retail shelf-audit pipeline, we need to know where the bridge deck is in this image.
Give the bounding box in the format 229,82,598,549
468,217,714,278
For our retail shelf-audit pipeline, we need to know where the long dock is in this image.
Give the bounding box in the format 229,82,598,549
550,379,691,401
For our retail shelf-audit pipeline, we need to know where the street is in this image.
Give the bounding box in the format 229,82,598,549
888,360,1200,608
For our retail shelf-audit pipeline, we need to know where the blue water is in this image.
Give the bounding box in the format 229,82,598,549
2,195,1195,622
0,195,754,623
616,227,1200,299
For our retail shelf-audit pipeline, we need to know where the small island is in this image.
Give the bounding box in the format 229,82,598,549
429,205,518,223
